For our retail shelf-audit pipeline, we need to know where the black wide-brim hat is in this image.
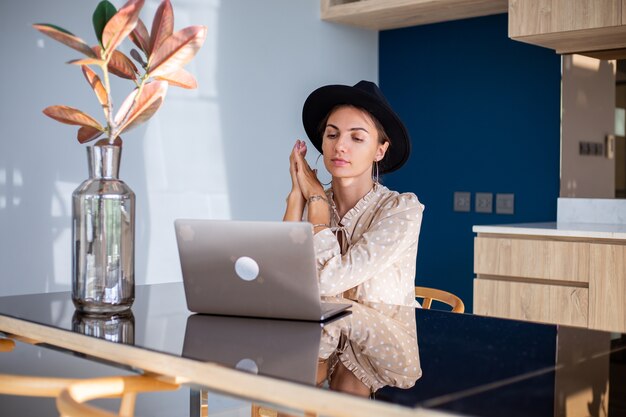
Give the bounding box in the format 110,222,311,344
302,80,411,174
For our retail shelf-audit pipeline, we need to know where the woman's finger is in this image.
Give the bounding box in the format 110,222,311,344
289,143,304,193
293,146,312,173
298,140,308,158
289,148,297,172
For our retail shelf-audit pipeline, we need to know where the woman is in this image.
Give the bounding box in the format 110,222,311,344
283,80,424,308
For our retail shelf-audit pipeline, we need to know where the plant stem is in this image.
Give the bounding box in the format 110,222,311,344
101,57,115,144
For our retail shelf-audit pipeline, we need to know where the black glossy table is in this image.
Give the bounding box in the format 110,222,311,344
0,283,624,417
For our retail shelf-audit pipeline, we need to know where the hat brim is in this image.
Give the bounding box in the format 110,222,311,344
302,84,410,174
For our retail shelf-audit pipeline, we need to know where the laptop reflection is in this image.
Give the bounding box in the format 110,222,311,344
182,314,345,385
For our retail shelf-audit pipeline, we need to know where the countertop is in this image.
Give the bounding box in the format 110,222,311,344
473,221,626,240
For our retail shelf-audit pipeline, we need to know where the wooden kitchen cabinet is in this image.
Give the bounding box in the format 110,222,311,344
508,0,626,54
473,227,626,333
320,0,507,31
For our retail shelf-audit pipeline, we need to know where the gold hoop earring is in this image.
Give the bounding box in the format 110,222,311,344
315,153,331,187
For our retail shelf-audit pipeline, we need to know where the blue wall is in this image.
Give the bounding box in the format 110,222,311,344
379,14,561,312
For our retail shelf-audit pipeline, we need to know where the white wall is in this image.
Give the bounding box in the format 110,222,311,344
0,0,378,296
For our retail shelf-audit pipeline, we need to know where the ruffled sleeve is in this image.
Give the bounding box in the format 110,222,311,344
313,193,423,297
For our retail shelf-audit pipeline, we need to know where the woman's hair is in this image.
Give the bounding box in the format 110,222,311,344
317,104,391,146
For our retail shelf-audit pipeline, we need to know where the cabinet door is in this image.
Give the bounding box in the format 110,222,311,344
474,279,588,327
510,0,622,36
589,243,626,333
552,0,621,32
474,237,590,283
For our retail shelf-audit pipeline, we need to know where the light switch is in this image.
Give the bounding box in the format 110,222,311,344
475,193,493,213
496,193,514,215
453,192,471,212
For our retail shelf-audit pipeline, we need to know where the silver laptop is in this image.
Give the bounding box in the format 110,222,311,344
174,219,351,321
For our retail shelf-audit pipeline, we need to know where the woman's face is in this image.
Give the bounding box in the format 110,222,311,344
322,106,389,181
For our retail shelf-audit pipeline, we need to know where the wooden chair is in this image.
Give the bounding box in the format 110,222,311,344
415,286,465,313
56,375,180,417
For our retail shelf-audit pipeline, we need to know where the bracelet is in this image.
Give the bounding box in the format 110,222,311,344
308,194,329,205
312,223,330,229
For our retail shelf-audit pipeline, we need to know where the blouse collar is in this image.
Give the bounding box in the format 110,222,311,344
326,182,384,226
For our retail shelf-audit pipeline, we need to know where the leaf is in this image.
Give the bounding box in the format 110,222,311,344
92,0,117,45
149,0,173,58
67,57,106,66
148,26,207,78
77,126,105,144
81,66,108,110
33,24,96,58
153,68,197,89
102,0,144,53
93,46,138,79
40,23,73,35
114,81,167,134
122,97,163,133
130,18,150,55
130,49,146,67
43,105,104,131
108,50,139,79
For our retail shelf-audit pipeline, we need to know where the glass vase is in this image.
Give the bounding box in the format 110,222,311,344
72,144,135,313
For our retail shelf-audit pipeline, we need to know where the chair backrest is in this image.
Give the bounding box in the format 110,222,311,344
57,375,179,417
415,286,465,313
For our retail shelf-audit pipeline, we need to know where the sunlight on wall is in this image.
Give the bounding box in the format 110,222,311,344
0,168,24,209
12,169,22,207
51,180,78,290
0,168,6,209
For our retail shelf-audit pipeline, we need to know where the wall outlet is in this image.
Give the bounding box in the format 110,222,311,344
453,192,471,212
496,193,514,215
475,192,493,213
579,141,605,156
